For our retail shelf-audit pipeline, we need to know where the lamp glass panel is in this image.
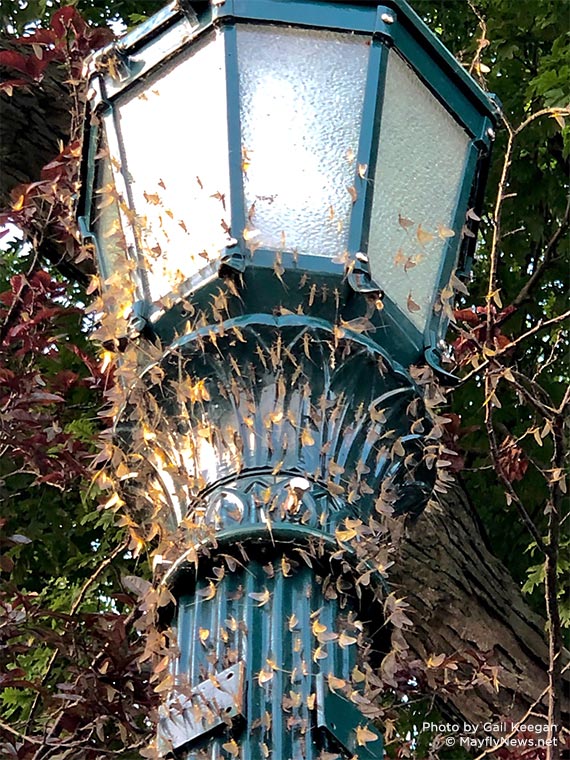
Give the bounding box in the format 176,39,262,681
367,51,470,331
237,25,369,258
115,30,232,303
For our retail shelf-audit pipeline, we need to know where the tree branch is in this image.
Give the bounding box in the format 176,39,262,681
473,661,570,760
454,309,570,389
0,718,42,745
25,538,129,735
513,107,570,137
0,250,40,346
545,416,566,758
486,114,514,341
467,0,489,79
557,385,570,415
509,310,570,351
486,106,570,333
512,193,570,309
504,369,557,420
484,374,550,557
29,598,145,760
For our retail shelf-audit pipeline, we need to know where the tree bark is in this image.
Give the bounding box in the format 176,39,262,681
0,39,72,208
393,486,570,726
1,40,93,282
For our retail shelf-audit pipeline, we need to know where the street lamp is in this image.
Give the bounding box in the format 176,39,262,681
79,0,497,757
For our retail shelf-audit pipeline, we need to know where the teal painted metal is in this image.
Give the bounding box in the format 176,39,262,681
213,0,377,35
151,303,421,379
210,0,495,124
316,673,382,758
166,314,408,377
78,2,499,757
165,523,390,593
79,116,97,238
79,0,497,362
128,319,429,757
133,321,428,499
115,1,191,51
222,23,247,268
84,0,496,131
78,112,108,280
161,560,380,758
241,249,345,278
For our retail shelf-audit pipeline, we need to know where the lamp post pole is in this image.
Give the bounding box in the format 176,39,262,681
79,1,497,757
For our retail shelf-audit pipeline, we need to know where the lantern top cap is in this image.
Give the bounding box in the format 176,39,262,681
85,0,498,123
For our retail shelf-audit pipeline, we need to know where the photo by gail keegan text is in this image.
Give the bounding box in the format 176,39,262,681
423,720,561,752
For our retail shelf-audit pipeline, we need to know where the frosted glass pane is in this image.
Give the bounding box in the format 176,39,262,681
116,31,232,302
368,51,470,331
238,25,369,257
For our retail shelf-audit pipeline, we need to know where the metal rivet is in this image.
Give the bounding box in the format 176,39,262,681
381,12,395,24
487,127,496,140
355,252,369,263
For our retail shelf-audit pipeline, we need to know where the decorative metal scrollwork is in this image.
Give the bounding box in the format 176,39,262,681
118,318,435,542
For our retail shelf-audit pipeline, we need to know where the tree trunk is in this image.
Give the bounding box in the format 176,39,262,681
1,40,94,282
393,487,570,726
0,39,72,208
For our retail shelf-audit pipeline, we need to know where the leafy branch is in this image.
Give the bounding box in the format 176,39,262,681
25,538,130,735
479,95,569,760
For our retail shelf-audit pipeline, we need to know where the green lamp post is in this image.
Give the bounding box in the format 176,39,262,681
79,1,497,757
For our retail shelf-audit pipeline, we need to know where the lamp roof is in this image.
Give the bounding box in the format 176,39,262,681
85,0,498,125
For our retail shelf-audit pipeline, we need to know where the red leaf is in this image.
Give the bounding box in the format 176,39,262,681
454,307,482,326
69,344,114,390
498,436,529,483
0,554,14,573
495,332,511,350
51,6,87,39
88,27,115,50
52,370,81,393
0,368,17,385
30,269,59,292
16,29,58,46
26,55,50,80
35,471,66,486
0,50,31,75
0,78,31,94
